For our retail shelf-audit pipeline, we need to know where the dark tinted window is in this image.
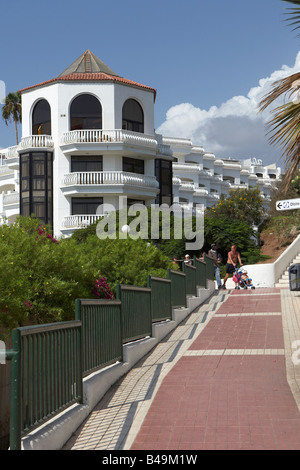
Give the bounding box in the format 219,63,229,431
122,99,144,133
155,159,173,205
32,100,51,135
72,197,103,215
70,94,102,130
123,157,144,174
20,152,53,226
71,156,103,172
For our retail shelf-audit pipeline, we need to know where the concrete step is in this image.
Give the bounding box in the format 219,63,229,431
277,253,300,286
278,278,289,284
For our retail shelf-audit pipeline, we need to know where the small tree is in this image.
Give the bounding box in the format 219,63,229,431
205,186,265,226
2,91,22,145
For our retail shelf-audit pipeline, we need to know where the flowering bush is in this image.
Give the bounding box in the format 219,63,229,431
0,216,173,340
37,225,59,244
92,275,114,300
205,186,264,226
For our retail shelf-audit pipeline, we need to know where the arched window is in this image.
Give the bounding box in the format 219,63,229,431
122,99,144,133
32,99,51,135
70,94,102,131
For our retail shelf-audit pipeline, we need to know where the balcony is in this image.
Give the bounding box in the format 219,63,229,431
19,135,54,152
62,214,104,230
3,191,19,206
0,165,15,177
60,130,159,157
179,182,195,192
61,171,159,198
173,163,202,173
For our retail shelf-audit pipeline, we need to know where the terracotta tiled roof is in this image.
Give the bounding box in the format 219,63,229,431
19,50,157,100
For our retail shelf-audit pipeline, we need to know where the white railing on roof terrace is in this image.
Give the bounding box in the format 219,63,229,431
62,171,159,188
61,130,158,149
7,146,19,159
20,135,54,149
162,137,192,148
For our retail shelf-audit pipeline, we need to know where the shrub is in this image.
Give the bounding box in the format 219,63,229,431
0,216,173,339
205,186,265,226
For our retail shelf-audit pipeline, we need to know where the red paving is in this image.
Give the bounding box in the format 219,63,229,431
130,289,300,450
216,294,282,314
189,316,284,350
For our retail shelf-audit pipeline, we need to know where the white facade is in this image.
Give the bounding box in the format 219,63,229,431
0,51,281,237
167,138,281,212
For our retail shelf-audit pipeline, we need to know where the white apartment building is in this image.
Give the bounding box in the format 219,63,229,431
0,51,281,237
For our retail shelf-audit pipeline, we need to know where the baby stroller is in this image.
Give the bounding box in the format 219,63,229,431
233,267,255,290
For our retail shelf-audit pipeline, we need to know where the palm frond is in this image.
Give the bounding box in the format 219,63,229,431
258,76,300,192
258,72,300,112
282,1,300,35
257,1,300,193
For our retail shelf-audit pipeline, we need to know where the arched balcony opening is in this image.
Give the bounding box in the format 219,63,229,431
70,94,102,131
122,99,144,133
32,99,51,135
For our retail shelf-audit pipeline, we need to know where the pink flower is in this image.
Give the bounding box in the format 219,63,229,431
92,275,114,299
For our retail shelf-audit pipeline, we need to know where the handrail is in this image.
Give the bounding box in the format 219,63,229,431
7,256,213,450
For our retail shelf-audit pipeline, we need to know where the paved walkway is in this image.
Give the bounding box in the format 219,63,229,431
63,287,300,450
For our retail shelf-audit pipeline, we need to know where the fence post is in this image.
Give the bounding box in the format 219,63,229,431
9,328,22,450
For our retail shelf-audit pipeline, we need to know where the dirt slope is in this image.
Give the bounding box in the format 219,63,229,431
258,230,299,264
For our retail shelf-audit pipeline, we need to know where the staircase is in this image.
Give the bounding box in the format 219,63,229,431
275,253,300,288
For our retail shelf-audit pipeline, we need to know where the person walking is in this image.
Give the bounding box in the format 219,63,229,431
222,245,243,289
208,243,222,289
184,254,192,265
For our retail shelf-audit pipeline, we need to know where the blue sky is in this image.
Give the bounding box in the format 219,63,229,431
1,0,300,167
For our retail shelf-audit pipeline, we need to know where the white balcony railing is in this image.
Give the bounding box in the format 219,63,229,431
173,163,201,173
6,146,19,159
3,192,19,205
157,144,173,156
20,135,54,149
179,183,195,191
0,165,14,176
194,188,209,195
62,214,104,229
62,171,159,189
61,129,158,149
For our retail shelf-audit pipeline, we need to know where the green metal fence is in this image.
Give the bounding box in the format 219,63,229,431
116,284,152,343
194,256,207,288
204,253,215,281
7,256,214,450
147,275,172,322
183,263,197,296
75,299,123,377
9,321,82,450
167,269,187,307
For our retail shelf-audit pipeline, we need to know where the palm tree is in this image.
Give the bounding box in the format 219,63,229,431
2,91,22,145
258,0,300,192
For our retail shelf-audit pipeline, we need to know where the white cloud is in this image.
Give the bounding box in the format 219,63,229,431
157,51,300,166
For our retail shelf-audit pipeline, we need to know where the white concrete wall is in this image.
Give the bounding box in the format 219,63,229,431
240,263,275,288
243,234,300,287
